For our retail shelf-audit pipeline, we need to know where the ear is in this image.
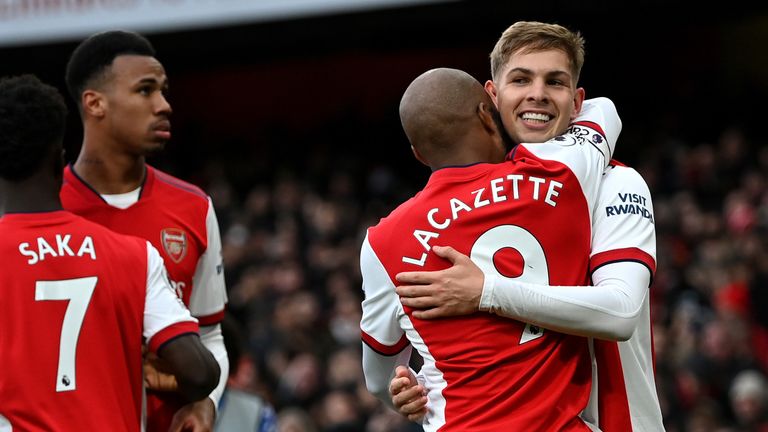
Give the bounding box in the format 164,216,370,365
484,80,499,108
477,102,497,134
570,87,586,121
82,90,106,118
410,145,429,167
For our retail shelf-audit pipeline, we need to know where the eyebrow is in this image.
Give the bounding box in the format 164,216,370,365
135,76,169,88
507,67,571,79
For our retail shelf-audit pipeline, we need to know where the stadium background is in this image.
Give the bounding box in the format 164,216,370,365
2,1,768,430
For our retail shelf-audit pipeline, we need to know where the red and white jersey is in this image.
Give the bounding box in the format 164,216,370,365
61,164,226,324
585,162,662,431
361,99,618,431
0,211,197,432
60,164,227,431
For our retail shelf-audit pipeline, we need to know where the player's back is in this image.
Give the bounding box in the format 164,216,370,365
0,211,150,432
365,151,598,431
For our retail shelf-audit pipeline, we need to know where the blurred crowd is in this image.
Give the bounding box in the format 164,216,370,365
637,126,768,432
173,119,768,431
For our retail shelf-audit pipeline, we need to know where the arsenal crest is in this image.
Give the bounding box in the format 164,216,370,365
161,228,188,263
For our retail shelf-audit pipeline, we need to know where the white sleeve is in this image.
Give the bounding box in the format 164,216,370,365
143,242,197,341
189,198,228,322
199,323,229,412
590,166,656,266
362,343,413,409
573,96,622,160
478,261,649,341
359,233,412,406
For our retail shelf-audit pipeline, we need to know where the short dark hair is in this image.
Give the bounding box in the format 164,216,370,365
65,30,155,109
0,74,68,181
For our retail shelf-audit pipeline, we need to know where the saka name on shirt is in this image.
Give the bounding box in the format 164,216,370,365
18,233,97,265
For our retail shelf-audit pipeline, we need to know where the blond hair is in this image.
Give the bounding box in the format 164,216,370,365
489,21,585,85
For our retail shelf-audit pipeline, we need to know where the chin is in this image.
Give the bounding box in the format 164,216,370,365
144,141,167,155
518,132,554,144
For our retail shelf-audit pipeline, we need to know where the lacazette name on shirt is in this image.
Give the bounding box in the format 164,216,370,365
19,234,97,265
402,173,564,267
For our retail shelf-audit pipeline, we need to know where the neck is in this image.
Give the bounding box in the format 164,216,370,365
1,175,62,214
429,145,488,170
75,129,146,194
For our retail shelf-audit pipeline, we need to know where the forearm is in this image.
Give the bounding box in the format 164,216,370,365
159,334,221,403
479,261,649,340
362,343,413,409
200,323,229,411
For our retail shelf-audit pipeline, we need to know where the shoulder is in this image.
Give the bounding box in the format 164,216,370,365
365,196,421,245
149,166,210,203
598,161,654,212
70,214,149,256
602,160,651,191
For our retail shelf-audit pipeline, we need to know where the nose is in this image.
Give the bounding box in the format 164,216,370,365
155,93,172,116
526,78,549,103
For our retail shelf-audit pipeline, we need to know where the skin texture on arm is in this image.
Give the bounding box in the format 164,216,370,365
142,330,225,431
143,348,180,391
157,334,221,404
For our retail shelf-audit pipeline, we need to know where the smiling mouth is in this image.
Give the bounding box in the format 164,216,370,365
521,112,552,124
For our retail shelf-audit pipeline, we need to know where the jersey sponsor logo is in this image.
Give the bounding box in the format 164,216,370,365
161,228,188,263
605,192,654,223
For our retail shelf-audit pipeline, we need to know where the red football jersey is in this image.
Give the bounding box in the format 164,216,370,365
0,211,197,432
60,165,227,432
361,115,613,431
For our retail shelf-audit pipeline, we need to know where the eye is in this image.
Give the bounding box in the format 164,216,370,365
138,86,152,96
548,79,565,86
510,77,529,85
